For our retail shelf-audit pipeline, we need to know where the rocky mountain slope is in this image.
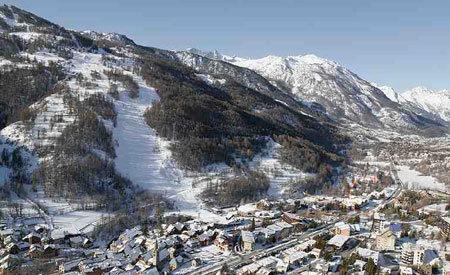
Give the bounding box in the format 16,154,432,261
188,49,446,136
401,87,450,122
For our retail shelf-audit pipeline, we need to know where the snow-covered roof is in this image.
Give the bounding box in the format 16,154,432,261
327,235,350,248
241,230,255,243
286,251,307,263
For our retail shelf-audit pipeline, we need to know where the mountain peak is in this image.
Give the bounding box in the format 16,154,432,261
289,54,337,66
401,86,450,121
81,30,135,45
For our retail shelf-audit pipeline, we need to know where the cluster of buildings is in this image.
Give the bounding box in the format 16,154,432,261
0,184,448,275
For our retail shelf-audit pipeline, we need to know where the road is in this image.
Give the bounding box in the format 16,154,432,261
188,170,403,275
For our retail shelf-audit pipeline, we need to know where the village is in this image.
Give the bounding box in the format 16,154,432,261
0,162,448,275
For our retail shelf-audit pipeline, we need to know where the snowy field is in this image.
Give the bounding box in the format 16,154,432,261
52,211,106,234
397,165,448,192
248,140,314,197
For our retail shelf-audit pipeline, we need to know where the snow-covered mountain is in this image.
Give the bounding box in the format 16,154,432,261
401,87,450,122
223,54,446,134
81,30,136,46
0,5,349,213
375,84,450,123
373,84,402,103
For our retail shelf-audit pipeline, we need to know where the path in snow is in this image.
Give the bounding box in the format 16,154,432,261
112,79,198,201
112,78,227,222
113,80,172,192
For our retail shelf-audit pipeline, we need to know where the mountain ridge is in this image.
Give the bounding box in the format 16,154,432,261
188,48,447,136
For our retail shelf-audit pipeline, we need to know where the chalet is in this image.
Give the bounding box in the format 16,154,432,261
309,248,321,259
214,234,232,251
0,254,21,273
18,241,30,252
284,251,308,266
256,267,271,275
5,242,19,254
182,229,197,238
166,222,186,235
352,259,367,272
253,228,271,244
436,217,450,238
241,230,255,252
83,238,93,248
178,233,190,243
356,248,380,265
388,222,402,238
372,212,386,232
80,258,122,274
34,224,47,234
50,229,67,244
185,239,200,249
266,224,283,241
333,222,351,236
3,235,17,246
140,250,153,264
375,229,396,251
237,256,278,275
276,261,289,273
59,258,82,273
282,212,301,224
159,248,169,264
197,229,216,246
310,258,329,273
296,239,316,252
340,197,367,210
22,232,41,244
191,258,202,267
236,262,260,275
135,258,151,271
118,226,142,244
329,255,342,272
43,244,58,257
69,236,84,247
256,199,272,210
349,223,361,234
326,235,357,251
237,203,258,216
41,236,51,244
168,246,178,258
400,265,414,275
169,255,184,271
275,221,293,239
27,244,43,258
0,229,13,239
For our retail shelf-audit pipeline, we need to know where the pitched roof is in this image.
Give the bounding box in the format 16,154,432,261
241,230,255,243
327,235,350,248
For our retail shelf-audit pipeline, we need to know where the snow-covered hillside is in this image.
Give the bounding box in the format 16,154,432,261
372,84,402,103
186,50,445,135
375,84,450,122
401,87,450,122
230,54,429,130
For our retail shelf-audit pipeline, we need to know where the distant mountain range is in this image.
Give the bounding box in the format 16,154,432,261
187,48,449,135
387,86,450,122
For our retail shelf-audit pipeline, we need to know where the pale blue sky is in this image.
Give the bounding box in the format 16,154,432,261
3,0,450,91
